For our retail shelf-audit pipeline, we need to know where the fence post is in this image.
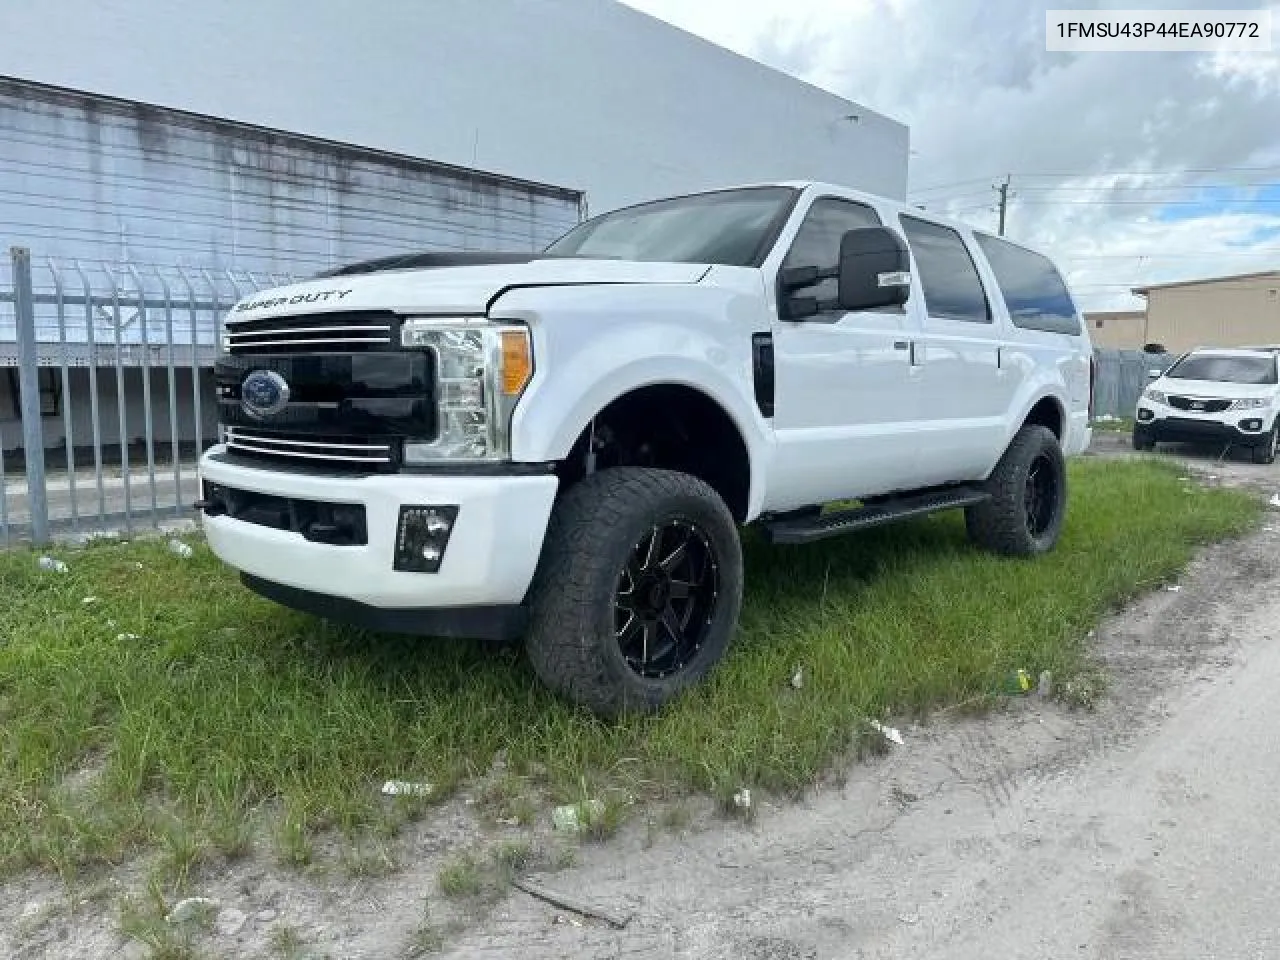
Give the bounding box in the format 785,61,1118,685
12,247,49,545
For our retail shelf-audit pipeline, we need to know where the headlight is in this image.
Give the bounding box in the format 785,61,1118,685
399,318,533,463
1142,388,1167,404
1230,398,1268,410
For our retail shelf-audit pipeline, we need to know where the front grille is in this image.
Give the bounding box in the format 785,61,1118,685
225,426,395,471
1167,396,1231,413
225,311,396,354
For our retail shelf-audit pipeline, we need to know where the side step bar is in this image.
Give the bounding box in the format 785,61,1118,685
761,486,990,545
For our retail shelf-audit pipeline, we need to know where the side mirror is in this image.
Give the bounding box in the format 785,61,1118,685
837,227,912,312
1147,368,1162,380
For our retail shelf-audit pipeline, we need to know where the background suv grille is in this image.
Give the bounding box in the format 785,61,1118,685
225,311,397,354
224,426,396,471
1167,396,1232,413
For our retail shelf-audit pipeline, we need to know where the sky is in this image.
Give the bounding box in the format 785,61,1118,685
623,0,1280,311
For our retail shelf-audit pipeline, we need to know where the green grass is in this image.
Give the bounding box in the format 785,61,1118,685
0,460,1259,877
1091,416,1135,433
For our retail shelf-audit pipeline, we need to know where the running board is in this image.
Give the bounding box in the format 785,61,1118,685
762,487,990,545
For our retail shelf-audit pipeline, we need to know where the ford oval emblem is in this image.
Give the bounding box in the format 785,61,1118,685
241,370,290,418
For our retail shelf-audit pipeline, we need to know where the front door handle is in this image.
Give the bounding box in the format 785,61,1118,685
893,340,909,351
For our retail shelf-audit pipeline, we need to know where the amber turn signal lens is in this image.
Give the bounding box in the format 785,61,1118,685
500,329,533,396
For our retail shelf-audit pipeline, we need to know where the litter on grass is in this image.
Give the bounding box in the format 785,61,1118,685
167,897,217,924
732,788,752,812
1166,585,1182,593
380,780,433,798
867,719,905,745
552,799,605,833
790,665,805,689
37,556,68,573
1270,494,1280,509
167,539,193,558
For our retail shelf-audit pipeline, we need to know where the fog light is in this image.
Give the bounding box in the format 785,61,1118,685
394,505,459,573
1137,408,1154,422
1243,418,1263,431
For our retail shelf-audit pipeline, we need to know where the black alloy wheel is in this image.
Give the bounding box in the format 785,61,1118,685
614,521,720,679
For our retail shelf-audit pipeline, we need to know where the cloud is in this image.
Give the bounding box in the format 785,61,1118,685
623,0,1280,309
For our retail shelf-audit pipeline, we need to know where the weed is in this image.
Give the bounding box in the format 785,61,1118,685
269,924,308,960
492,838,534,874
436,854,483,898
274,807,314,869
118,890,204,960
340,834,398,878
659,802,693,832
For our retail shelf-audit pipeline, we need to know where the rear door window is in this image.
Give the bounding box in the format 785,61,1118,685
973,234,1081,335
899,217,992,323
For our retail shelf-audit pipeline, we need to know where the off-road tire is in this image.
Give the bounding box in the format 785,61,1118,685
1132,431,1156,452
524,467,743,717
965,425,1067,556
1252,423,1279,464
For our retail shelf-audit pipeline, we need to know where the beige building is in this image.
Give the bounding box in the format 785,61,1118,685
1085,309,1147,349
1133,270,1280,353
1084,271,1280,352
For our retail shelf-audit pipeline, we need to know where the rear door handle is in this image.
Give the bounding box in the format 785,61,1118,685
893,341,909,351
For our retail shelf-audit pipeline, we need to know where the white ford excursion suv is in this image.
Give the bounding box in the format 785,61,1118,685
1134,347,1280,464
197,182,1094,716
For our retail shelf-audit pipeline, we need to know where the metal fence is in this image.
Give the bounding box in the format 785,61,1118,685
0,247,285,544
1092,348,1176,420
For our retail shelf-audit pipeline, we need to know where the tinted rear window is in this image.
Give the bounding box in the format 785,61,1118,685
899,217,992,323
974,234,1080,335
1165,354,1278,384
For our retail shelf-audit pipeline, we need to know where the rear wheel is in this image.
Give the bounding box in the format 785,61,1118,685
965,425,1067,556
1252,424,1279,464
524,467,743,717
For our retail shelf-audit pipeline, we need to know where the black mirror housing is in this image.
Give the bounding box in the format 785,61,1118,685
836,226,911,312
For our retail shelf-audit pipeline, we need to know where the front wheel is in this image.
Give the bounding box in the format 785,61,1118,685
1252,424,1279,464
965,425,1068,556
524,467,743,717
1132,431,1156,452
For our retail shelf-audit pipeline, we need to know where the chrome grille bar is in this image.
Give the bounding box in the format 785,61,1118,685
225,427,394,465
225,313,395,353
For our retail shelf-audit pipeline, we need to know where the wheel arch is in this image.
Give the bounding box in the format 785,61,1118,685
552,380,758,523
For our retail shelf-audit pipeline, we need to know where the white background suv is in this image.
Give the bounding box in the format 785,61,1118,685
1134,348,1280,464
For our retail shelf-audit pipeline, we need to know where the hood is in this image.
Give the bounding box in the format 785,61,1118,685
1155,377,1279,399
229,258,712,319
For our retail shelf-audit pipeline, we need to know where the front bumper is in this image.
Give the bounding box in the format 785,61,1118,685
1134,408,1272,447
197,448,559,633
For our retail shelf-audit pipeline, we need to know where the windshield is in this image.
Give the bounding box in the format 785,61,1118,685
1165,353,1278,384
544,187,797,266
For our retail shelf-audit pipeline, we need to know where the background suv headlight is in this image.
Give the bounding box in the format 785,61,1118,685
1142,387,1167,404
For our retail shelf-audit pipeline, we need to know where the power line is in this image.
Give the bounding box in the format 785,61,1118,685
911,163,1280,193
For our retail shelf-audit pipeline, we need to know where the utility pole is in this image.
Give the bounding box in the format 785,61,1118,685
995,175,1011,236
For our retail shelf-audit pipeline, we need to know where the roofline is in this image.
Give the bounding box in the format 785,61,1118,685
1132,269,1280,296
0,75,586,204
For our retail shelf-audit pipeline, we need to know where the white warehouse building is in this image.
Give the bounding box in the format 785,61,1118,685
0,0,908,465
